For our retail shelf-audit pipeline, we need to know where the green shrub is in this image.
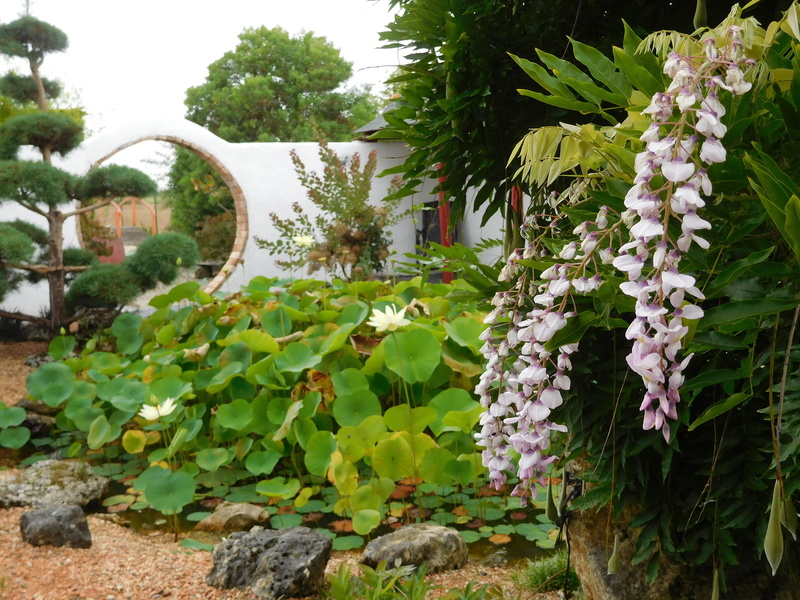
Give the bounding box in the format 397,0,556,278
125,232,200,290
65,263,140,309
512,550,580,595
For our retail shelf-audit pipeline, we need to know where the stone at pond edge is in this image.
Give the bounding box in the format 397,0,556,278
361,523,468,574
195,501,270,533
0,459,108,509
20,504,92,548
207,526,331,600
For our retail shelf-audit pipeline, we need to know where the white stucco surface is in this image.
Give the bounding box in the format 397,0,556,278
1,118,506,314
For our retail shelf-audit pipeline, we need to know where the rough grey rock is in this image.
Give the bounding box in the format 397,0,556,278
0,459,108,509
361,523,468,573
207,526,331,600
20,504,92,548
195,501,270,533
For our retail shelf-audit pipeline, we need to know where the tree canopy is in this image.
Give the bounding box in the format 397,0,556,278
168,26,379,253
184,26,376,143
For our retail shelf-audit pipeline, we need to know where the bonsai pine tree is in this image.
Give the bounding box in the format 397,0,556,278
0,14,157,332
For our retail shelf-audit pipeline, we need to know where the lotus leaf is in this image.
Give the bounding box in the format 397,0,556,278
332,391,382,427
383,329,441,383
305,431,337,476
27,362,74,407
216,398,254,431
372,436,414,480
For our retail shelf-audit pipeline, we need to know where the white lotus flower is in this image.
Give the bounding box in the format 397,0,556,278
367,305,411,333
292,234,315,248
138,397,177,421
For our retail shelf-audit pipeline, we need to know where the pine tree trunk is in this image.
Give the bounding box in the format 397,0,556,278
47,208,66,332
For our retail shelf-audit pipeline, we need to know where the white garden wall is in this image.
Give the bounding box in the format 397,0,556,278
0,118,504,315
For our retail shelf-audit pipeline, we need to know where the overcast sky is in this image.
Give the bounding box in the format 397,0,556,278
0,0,402,182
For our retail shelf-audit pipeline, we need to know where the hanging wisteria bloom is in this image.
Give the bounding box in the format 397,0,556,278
613,26,754,442
475,25,755,500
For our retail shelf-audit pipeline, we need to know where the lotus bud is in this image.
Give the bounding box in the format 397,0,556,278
781,493,797,542
546,472,559,523
59,327,66,335
764,478,784,576
176,256,183,266
607,532,623,575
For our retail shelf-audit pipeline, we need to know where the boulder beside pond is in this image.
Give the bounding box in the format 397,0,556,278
195,501,270,533
0,459,108,509
20,504,92,549
207,526,331,600
361,523,468,573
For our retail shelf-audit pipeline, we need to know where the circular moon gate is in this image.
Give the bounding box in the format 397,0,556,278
87,134,248,296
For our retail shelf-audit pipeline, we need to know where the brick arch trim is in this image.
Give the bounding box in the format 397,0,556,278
88,134,247,297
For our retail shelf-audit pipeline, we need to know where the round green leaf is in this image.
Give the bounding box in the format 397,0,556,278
271,513,303,528
122,430,147,454
331,368,369,395
332,535,364,551
0,426,30,449
419,447,457,485
196,448,230,471
428,388,479,436
256,477,301,498
304,431,337,476
372,436,414,480
384,329,442,383
238,329,279,353
111,313,144,355
27,362,74,407
349,485,382,512
384,404,437,434
274,342,321,373
443,316,485,354
216,398,254,430
149,376,192,401
65,398,103,432
245,449,282,476
336,426,368,462
352,509,381,535
145,470,196,514
332,391,382,428
87,414,112,450
0,406,26,428
48,335,76,361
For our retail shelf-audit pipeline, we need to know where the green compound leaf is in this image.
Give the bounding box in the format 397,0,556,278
384,329,442,383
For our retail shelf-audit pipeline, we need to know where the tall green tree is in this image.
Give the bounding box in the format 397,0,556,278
0,14,157,332
168,26,379,247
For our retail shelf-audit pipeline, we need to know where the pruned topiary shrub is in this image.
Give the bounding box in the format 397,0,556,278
65,263,140,310
125,232,200,291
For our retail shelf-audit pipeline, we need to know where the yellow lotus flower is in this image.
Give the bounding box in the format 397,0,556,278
367,305,411,333
138,397,177,421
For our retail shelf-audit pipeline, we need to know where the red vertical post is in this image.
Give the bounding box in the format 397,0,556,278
437,163,453,283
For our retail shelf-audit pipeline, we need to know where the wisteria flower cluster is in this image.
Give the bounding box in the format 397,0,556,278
476,27,755,499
